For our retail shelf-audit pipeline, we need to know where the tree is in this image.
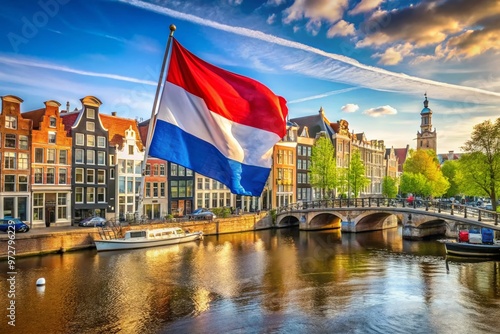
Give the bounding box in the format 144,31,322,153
401,149,449,198
382,176,398,198
441,160,462,198
309,136,337,199
459,118,500,210
348,150,370,197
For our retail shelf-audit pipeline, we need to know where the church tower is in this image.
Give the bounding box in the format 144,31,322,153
416,93,437,152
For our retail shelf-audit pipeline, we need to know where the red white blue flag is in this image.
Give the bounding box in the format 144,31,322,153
149,38,288,196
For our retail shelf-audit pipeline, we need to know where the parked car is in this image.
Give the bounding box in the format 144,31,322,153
188,208,216,220
0,217,30,233
78,216,107,227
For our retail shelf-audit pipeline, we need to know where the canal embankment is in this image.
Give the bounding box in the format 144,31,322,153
0,212,273,260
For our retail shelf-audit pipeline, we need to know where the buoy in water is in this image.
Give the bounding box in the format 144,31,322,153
36,278,46,286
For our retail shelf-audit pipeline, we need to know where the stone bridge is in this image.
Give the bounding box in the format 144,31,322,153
275,199,500,239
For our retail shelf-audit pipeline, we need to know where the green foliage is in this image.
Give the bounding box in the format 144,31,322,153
459,118,500,211
348,150,370,197
211,207,231,218
401,149,449,197
309,136,337,199
441,160,462,197
382,176,398,198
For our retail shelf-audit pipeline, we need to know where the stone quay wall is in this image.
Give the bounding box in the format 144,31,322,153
0,213,273,260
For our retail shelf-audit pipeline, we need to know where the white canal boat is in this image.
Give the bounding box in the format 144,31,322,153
94,227,203,252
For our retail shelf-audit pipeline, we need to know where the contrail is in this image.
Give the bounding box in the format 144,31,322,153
0,56,157,86
288,87,361,104
120,0,500,101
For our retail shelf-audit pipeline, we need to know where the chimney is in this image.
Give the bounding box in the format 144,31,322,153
112,111,117,116
448,150,454,161
66,101,70,113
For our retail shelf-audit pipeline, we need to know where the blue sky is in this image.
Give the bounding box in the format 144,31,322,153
1,0,500,154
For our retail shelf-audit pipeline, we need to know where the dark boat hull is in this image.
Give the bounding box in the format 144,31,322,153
444,241,500,257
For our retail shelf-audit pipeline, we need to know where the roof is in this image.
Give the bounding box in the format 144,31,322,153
21,108,45,129
421,107,432,114
394,146,410,172
100,114,143,151
137,119,150,146
60,112,79,136
290,108,335,140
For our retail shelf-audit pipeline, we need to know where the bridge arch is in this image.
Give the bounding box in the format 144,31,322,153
355,211,400,232
308,212,342,230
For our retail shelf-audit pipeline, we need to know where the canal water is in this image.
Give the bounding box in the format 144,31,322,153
2,227,500,334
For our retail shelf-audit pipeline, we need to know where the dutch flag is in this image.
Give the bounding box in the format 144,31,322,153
149,38,288,196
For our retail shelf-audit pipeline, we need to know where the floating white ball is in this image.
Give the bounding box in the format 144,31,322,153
36,278,46,286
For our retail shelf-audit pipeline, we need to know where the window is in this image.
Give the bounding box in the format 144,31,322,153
5,152,15,169
6,115,17,129
135,161,141,174
153,164,158,176
87,135,95,147
47,168,55,184
75,149,84,163
127,177,133,192
110,167,115,180
87,108,95,119
97,188,105,203
97,170,105,184
57,194,67,220
48,132,56,144
59,150,67,164
34,148,43,163
127,161,133,173
197,178,202,189
75,133,84,145
19,135,28,150
75,188,83,203
59,169,67,184
145,164,151,176
4,175,15,191
86,121,95,132
87,150,95,164
5,134,16,148
33,194,44,221
146,183,151,197
160,164,165,176
86,188,95,203
97,136,106,148
49,116,57,127
118,176,125,194
128,145,134,155
179,166,185,176
75,168,84,183
18,153,28,170
34,168,43,184
171,181,178,198
97,151,105,165
47,149,56,164
153,182,158,197
160,183,165,197
17,175,28,191
87,169,95,183
170,164,177,176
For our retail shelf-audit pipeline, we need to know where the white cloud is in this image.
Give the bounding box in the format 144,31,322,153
363,105,397,117
265,0,286,6
282,0,349,25
349,0,384,15
326,20,355,38
341,103,359,113
372,43,414,65
267,13,276,25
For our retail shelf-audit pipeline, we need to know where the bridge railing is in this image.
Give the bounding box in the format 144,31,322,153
277,198,499,225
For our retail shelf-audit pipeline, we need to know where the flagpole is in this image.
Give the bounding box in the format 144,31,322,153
137,24,176,222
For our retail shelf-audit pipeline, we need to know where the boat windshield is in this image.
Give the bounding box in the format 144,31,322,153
129,231,146,238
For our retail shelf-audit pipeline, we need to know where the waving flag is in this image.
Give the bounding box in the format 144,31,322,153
149,38,288,196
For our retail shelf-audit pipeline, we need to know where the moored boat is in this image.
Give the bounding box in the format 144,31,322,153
443,240,500,257
94,227,203,252
443,227,500,257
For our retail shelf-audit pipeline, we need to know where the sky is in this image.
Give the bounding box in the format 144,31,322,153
1,0,500,154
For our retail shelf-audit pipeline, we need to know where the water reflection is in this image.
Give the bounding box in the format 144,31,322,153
2,227,500,333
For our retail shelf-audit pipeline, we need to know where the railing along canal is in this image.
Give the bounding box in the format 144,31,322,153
278,198,499,226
